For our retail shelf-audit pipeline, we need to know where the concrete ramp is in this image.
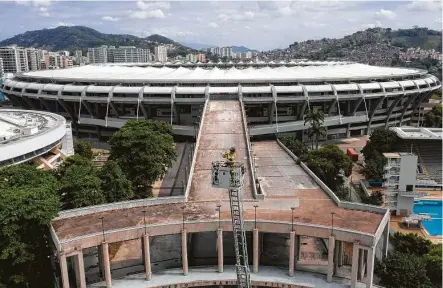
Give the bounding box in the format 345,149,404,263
189,100,253,201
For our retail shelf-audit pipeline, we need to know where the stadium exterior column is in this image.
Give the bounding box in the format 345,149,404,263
182,229,188,275
338,241,344,266
358,249,365,280
74,250,86,288
289,231,295,277
327,236,335,282
102,242,112,288
59,253,70,288
143,234,152,280
252,228,259,273
217,228,223,273
366,248,375,288
350,243,360,288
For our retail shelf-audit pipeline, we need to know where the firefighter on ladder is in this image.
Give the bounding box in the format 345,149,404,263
223,147,236,182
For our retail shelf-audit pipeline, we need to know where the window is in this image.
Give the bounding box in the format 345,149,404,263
406,185,413,191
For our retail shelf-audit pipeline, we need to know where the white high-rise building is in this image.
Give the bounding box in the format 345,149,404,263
154,46,168,63
0,58,4,78
0,46,29,73
383,152,423,215
26,48,39,71
87,45,108,64
113,46,151,63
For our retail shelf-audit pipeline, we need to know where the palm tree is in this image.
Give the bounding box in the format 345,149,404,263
306,122,327,149
304,109,326,149
304,109,325,127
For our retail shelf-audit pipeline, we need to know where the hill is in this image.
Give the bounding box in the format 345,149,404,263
232,46,259,53
0,26,195,56
283,27,442,66
180,42,259,53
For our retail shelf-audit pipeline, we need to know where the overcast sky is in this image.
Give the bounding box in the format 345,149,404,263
0,0,441,51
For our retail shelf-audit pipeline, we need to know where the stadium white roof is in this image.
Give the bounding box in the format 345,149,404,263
21,63,425,83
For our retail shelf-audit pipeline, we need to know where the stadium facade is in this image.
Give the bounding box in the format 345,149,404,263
0,61,440,141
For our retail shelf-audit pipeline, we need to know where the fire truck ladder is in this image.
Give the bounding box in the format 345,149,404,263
228,166,251,288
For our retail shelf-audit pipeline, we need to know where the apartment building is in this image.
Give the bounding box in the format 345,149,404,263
208,46,233,58
87,45,108,64
383,152,423,215
113,46,150,63
0,58,4,78
154,45,168,63
0,46,29,73
26,48,40,71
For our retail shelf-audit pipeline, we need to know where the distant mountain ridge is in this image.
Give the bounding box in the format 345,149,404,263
0,26,195,56
180,42,258,53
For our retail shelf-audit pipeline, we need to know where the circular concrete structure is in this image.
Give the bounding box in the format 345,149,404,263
0,109,67,166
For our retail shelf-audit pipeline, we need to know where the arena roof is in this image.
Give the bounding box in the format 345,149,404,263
0,109,67,163
20,63,425,83
390,126,443,140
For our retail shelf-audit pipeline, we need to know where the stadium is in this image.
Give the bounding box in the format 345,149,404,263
0,62,440,288
0,61,440,140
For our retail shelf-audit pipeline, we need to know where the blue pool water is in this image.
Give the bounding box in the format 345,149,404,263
413,200,442,236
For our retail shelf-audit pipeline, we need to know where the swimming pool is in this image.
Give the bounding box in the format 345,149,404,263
413,200,442,236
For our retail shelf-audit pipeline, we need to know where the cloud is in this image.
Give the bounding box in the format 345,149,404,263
38,6,50,17
15,0,51,7
302,21,327,28
130,9,165,19
217,11,255,22
435,17,442,23
102,16,119,22
208,22,219,28
258,1,294,17
375,9,395,19
364,21,382,29
136,1,170,11
406,0,442,11
50,22,74,28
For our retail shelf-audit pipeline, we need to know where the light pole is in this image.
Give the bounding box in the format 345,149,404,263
99,216,105,242
254,205,258,229
181,205,186,230
142,210,147,235
291,207,296,232
331,212,335,236
216,204,221,229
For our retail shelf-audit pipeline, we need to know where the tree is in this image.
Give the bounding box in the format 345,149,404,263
361,128,398,181
304,145,353,190
98,160,133,203
424,104,442,128
391,232,432,256
0,165,59,288
109,120,177,198
74,139,93,159
56,155,105,209
304,110,326,149
361,190,384,206
423,244,442,287
362,153,387,181
376,252,432,288
280,135,308,158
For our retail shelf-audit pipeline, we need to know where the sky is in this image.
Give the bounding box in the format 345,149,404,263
0,0,441,51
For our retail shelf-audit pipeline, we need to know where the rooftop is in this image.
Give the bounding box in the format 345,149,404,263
391,126,443,140
20,63,424,83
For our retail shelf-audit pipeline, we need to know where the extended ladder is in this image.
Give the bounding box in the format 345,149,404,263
211,161,251,288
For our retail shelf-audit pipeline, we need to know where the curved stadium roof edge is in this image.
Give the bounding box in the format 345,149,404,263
15,63,429,84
